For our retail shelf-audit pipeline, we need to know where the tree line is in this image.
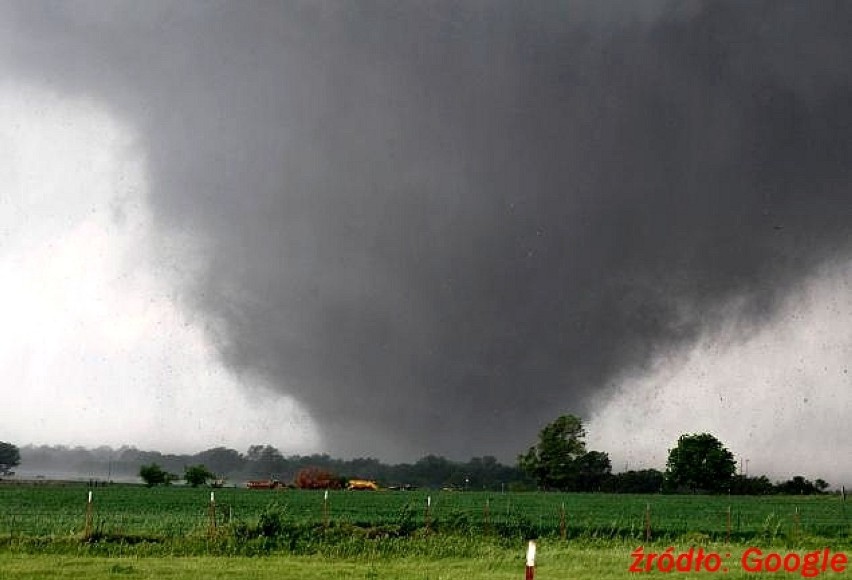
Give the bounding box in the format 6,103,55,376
517,415,832,495
10,443,526,490
0,416,834,494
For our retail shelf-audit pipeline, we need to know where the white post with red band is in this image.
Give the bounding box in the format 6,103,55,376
526,540,536,579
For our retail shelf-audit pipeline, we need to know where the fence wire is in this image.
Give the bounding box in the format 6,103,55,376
2,489,850,542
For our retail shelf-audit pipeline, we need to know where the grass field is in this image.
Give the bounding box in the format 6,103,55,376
2,543,849,579
1,484,850,578
2,483,850,544
0,545,652,580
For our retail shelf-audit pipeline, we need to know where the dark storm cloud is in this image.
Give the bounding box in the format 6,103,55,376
3,1,850,458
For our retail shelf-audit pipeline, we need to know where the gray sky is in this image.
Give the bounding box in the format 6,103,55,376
1,1,850,484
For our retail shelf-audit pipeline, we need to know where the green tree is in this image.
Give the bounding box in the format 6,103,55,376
0,441,21,476
775,475,826,495
814,479,830,493
665,433,736,493
139,463,174,487
184,464,216,487
606,469,664,493
196,447,245,475
246,444,285,478
518,414,587,490
575,450,613,491
411,455,455,487
730,474,774,495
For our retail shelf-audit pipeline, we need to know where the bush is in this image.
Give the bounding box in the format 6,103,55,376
139,463,176,487
257,504,287,537
0,441,21,476
184,464,215,487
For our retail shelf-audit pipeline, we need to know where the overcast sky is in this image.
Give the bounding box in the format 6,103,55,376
1,1,850,485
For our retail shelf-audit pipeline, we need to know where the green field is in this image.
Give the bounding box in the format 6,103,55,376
1,484,851,578
2,484,850,544
2,543,850,579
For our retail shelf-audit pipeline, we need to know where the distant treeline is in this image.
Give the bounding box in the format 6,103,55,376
19,444,528,490
17,444,831,495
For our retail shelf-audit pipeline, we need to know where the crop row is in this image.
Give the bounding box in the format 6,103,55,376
2,485,851,544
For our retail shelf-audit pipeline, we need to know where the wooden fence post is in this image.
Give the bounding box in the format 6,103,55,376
208,491,217,536
323,490,329,529
484,498,491,536
84,491,93,540
726,506,731,543
793,507,800,542
645,503,651,542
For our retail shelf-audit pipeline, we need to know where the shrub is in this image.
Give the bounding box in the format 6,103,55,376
183,464,215,487
139,464,175,487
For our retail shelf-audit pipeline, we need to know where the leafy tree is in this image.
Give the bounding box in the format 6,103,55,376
346,457,385,481
665,433,736,493
605,469,664,494
574,450,613,491
184,464,216,487
775,475,826,495
0,441,21,476
246,444,285,478
411,455,455,487
730,474,774,495
139,463,175,487
518,414,588,490
196,447,245,476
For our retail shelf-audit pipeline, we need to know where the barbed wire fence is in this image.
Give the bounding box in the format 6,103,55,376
2,492,850,545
